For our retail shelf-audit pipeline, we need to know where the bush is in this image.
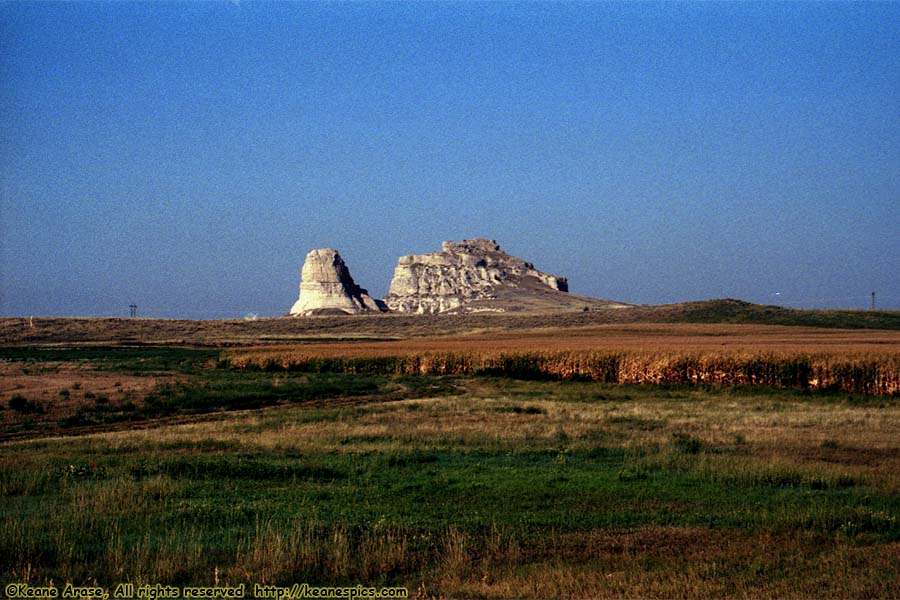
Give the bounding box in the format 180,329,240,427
8,395,43,414
671,432,703,454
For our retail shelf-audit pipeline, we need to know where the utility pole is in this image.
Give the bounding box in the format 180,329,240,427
871,292,876,311
129,304,137,318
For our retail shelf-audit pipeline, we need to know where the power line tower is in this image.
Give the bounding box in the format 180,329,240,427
129,304,138,318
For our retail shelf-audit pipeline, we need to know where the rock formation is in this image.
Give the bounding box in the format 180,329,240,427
289,249,386,316
383,238,569,313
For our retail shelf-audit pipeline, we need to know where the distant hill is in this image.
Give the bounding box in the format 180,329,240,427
647,299,900,330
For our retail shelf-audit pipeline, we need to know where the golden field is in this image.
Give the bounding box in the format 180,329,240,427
222,324,900,396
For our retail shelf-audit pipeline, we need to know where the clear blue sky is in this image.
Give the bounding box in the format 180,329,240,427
2,1,898,318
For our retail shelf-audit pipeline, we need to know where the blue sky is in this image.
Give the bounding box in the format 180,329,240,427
2,1,898,318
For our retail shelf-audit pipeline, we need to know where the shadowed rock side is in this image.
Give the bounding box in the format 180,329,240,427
289,249,387,316
384,238,621,314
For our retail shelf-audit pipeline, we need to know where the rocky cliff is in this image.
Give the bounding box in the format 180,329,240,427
289,249,386,316
383,239,570,314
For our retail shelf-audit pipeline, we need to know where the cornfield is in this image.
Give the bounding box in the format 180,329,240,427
220,348,900,396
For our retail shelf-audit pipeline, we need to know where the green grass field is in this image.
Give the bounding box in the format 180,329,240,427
2,347,900,597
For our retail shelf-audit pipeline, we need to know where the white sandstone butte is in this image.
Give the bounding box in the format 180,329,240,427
383,238,570,314
289,239,627,316
288,248,386,316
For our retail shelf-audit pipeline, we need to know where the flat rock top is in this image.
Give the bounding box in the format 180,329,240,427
441,238,501,253
399,239,535,270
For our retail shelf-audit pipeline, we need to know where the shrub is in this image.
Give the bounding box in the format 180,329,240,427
671,433,703,454
8,395,43,414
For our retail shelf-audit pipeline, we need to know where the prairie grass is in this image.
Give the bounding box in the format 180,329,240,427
3,374,900,596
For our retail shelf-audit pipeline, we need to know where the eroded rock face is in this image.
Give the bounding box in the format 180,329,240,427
289,249,386,316
384,238,568,313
